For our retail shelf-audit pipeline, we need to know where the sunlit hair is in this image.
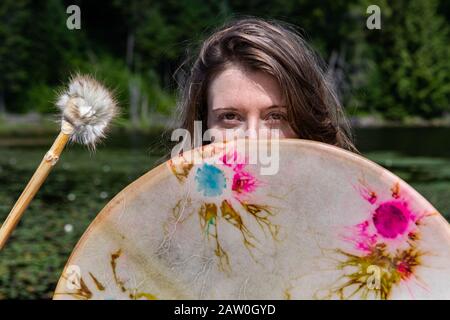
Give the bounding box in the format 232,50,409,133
174,17,357,152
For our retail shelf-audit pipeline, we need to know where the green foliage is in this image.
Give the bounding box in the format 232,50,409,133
0,0,448,121
0,0,84,113
354,0,450,119
24,83,57,114
73,56,176,119
0,0,32,109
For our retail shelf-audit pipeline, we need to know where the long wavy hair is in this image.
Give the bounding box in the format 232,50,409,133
173,17,357,152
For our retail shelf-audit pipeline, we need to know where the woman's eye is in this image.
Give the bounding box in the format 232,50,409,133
219,112,241,122
266,112,287,123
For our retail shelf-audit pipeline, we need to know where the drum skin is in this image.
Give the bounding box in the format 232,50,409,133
53,139,450,300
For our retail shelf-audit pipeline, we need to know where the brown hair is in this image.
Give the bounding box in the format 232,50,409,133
174,17,357,152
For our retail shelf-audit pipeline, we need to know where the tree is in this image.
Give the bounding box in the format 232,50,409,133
0,0,32,113
361,0,450,119
0,0,83,113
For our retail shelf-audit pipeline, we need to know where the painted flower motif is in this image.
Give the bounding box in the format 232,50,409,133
342,220,377,253
166,145,279,272
195,163,226,197
347,182,423,252
220,150,259,200
372,201,411,239
232,170,258,195
333,181,431,299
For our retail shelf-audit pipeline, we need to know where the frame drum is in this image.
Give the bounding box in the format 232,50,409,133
54,139,450,299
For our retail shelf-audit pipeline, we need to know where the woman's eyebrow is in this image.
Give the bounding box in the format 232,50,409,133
212,105,286,111
266,105,287,110
211,106,240,112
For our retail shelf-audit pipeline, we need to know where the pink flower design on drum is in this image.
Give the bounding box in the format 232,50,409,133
345,220,377,252
333,181,433,300
232,170,258,194
343,200,416,253
372,200,411,239
220,150,260,200
346,182,425,251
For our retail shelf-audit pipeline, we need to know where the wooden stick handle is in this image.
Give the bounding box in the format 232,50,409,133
0,131,71,250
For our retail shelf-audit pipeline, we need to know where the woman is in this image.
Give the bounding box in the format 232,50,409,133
174,17,357,153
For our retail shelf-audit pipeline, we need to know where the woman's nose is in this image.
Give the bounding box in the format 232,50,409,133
246,117,259,139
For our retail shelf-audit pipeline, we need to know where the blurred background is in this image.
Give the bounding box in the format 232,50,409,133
0,0,449,299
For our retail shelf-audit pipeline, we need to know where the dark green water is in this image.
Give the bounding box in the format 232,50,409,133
355,127,450,158
0,127,449,298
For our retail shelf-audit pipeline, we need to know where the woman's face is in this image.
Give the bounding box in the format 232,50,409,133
207,65,297,140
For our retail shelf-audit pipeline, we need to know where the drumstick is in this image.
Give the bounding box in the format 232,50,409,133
0,74,118,250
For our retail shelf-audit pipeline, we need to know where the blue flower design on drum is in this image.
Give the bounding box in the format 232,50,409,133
195,164,226,197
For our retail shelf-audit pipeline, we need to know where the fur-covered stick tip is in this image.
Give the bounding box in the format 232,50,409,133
56,74,118,148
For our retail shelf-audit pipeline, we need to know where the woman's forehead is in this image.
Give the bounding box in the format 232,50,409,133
208,65,285,111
